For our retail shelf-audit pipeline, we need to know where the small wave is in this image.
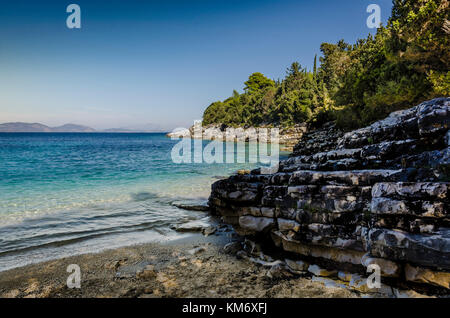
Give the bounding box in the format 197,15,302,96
0,220,171,257
131,192,159,202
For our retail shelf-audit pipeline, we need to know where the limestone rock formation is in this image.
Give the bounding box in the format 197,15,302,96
167,123,307,150
209,97,450,292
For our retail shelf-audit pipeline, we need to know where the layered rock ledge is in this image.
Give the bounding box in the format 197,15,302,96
208,97,450,293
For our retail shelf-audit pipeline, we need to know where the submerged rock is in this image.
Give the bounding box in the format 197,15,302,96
175,221,209,233
173,200,210,212
202,226,217,236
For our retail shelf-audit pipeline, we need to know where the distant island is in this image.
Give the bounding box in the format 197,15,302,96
0,122,170,133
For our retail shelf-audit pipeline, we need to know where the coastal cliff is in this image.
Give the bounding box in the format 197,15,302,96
167,123,307,151
208,97,450,294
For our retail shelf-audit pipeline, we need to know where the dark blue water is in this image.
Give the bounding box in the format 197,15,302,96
0,133,281,271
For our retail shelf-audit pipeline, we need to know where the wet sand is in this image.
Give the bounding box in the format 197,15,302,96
0,232,359,298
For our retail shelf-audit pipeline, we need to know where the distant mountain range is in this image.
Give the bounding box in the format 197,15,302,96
0,122,170,133
0,122,95,132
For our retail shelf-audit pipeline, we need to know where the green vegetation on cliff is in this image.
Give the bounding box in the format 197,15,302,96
202,0,449,130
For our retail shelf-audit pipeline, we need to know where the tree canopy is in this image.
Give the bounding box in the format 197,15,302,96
202,0,449,130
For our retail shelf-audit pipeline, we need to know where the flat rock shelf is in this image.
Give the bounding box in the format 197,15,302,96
209,97,450,295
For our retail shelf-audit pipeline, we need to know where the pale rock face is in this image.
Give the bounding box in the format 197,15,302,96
348,274,371,293
372,182,449,200
168,123,306,146
311,276,348,290
238,206,262,217
307,264,337,277
208,98,450,291
166,128,191,138
175,218,212,233
417,98,450,136
370,197,409,215
361,254,401,278
393,289,435,298
337,271,353,282
347,275,394,295
289,170,403,186
363,227,450,270
276,231,366,265
404,264,450,289
261,207,275,217
285,259,308,272
238,216,275,233
370,197,446,218
136,265,156,279
278,219,301,232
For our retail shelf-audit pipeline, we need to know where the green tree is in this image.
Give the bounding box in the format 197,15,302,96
244,73,275,93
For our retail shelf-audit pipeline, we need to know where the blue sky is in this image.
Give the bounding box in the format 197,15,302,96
0,0,393,130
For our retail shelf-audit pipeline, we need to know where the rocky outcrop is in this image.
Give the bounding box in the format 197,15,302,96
209,97,450,293
167,122,307,150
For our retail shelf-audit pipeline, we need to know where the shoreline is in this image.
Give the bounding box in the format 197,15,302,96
0,231,360,298
166,123,307,152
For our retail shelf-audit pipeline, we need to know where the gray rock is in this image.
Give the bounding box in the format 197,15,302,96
238,206,262,217
187,246,206,255
372,182,448,200
261,207,275,217
404,263,450,289
266,263,293,279
173,200,210,212
338,106,419,149
285,259,308,272
238,216,275,233
222,241,242,255
278,219,301,232
175,218,211,233
311,276,349,290
361,254,401,277
370,197,446,217
289,170,403,186
363,227,450,270
202,226,217,236
417,97,450,136
307,264,337,277
208,98,450,290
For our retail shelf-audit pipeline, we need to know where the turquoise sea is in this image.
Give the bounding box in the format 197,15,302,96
0,133,286,271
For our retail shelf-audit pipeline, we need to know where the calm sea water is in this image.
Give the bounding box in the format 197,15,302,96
0,133,286,271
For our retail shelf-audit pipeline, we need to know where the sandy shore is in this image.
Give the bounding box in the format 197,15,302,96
0,232,358,298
